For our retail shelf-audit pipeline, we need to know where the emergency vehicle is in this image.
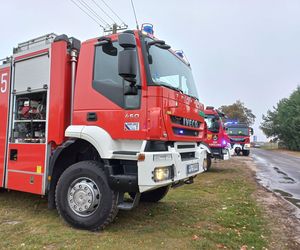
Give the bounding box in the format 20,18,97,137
203,107,231,169
0,26,208,230
225,122,253,156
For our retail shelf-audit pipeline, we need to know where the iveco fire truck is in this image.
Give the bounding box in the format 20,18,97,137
0,27,208,230
203,107,231,169
225,122,253,156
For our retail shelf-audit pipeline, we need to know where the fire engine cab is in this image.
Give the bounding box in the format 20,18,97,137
0,28,207,230
203,106,231,168
225,122,253,156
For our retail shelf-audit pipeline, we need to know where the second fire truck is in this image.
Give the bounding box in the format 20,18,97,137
203,106,231,169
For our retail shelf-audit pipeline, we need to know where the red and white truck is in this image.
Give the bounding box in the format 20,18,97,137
203,107,231,169
225,122,253,156
0,29,208,230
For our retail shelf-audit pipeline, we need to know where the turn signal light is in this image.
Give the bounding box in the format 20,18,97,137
138,153,146,162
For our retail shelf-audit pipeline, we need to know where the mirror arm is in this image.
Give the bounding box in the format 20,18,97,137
95,37,112,46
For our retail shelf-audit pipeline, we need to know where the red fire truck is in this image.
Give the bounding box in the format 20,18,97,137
225,122,253,156
0,29,208,230
203,107,231,169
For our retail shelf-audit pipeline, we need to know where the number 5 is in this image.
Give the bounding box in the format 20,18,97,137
1,73,8,93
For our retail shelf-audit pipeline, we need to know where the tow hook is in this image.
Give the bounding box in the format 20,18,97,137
184,177,194,185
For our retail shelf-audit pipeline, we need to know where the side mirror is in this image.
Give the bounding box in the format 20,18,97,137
118,33,137,86
124,82,138,95
250,127,254,135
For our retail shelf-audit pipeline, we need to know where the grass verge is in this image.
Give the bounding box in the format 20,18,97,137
0,159,269,249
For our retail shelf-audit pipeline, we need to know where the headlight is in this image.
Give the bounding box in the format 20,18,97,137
244,143,251,148
152,166,173,182
153,154,172,161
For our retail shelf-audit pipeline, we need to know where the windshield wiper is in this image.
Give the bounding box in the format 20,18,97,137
187,94,199,101
158,83,183,94
158,83,199,101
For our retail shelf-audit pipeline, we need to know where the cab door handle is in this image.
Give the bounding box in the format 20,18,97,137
87,112,97,121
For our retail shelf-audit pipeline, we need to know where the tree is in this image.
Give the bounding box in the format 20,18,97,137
260,86,300,151
218,100,256,126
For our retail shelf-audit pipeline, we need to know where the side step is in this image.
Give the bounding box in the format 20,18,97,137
117,192,141,210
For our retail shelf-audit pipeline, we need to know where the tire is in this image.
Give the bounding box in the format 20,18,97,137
55,160,118,231
204,153,212,172
235,147,242,156
242,150,250,156
130,185,170,203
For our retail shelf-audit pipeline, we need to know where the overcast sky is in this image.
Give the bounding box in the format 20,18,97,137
2,0,300,141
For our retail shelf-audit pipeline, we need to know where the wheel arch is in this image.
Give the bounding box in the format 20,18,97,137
47,138,102,209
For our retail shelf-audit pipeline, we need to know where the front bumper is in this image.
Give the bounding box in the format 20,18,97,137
209,144,231,160
138,142,206,192
231,143,250,151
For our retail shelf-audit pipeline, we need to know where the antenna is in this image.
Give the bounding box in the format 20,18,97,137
130,0,139,29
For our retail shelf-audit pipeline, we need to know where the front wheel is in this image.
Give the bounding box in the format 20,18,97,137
203,153,212,172
242,150,250,156
130,185,170,203
55,161,118,231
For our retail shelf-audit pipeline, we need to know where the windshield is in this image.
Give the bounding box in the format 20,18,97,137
145,38,199,99
226,127,249,136
205,114,220,133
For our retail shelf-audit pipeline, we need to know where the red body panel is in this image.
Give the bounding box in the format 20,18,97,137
147,86,205,141
0,66,10,187
48,41,72,146
7,172,43,195
228,135,251,145
6,144,46,194
14,48,48,61
73,33,149,140
7,144,46,173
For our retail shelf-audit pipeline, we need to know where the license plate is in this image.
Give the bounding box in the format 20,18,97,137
187,163,199,174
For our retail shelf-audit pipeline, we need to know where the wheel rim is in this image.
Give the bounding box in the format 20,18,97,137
67,177,101,217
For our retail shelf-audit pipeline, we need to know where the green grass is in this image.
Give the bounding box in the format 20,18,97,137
0,160,269,250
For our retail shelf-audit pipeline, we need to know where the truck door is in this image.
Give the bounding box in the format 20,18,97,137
5,48,50,195
0,62,11,188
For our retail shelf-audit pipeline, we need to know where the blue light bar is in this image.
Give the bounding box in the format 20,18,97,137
141,23,154,35
175,50,184,58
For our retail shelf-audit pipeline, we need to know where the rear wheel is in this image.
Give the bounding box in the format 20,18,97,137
242,150,250,156
55,161,118,231
130,186,170,202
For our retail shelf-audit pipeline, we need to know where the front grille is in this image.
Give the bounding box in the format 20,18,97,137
180,152,195,160
173,128,199,137
177,144,196,149
170,115,200,128
230,138,245,143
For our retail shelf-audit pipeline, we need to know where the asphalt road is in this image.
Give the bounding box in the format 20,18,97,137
251,148,300,211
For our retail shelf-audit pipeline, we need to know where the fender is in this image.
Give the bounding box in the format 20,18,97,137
65,125,144,159
199,142,212,154
65,125,116,159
